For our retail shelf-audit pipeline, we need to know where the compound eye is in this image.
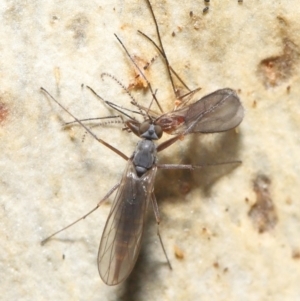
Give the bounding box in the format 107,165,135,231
139,121,151,136
154,125,163,139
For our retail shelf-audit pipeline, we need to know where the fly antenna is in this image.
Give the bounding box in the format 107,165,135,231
101,73,147,120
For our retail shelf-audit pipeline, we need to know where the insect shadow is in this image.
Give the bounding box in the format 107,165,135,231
41,0,244,287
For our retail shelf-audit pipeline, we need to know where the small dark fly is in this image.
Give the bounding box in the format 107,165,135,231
41,0,244,286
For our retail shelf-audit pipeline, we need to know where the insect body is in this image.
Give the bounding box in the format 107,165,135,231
94,86,243,285
98,124,160,285
41,0,244,287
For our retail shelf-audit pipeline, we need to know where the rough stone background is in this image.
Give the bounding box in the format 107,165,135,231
1,0,300,300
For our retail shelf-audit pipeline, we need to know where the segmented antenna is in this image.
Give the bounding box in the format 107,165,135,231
101,73,147,120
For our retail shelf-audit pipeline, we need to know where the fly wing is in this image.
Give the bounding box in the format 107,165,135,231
98,161,157,285
156,88,244,135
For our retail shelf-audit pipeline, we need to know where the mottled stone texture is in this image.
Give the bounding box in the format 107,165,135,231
1,0,300,300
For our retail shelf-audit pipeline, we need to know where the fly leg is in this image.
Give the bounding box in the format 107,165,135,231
151,192,172,270
41,183,120,245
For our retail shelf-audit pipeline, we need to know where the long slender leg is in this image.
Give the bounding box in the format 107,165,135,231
138,30,191,95
64,115,123,126
114,34,164,114
87,85,142,120
151,192,172,270
41,183,120,245
144,0,179,98
157,161,242,170
41,88,129,161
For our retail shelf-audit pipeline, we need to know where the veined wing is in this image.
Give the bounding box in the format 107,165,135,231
155,88,244,135
98,161,157,286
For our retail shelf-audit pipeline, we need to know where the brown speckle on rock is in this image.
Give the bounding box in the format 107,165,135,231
0,102,9,124
127,55,157,91
174,245,185,259
66,14,89,48
257,39,299,88
292,250,300,260
248,174,278,233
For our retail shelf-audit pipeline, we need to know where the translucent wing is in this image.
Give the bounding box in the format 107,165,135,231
155,88,244,135
98,161,157,285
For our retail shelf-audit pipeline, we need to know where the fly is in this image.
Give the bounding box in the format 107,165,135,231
41,88,223,285
41,0,244,286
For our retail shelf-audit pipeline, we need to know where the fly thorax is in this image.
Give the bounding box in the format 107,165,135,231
132,140,157,177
